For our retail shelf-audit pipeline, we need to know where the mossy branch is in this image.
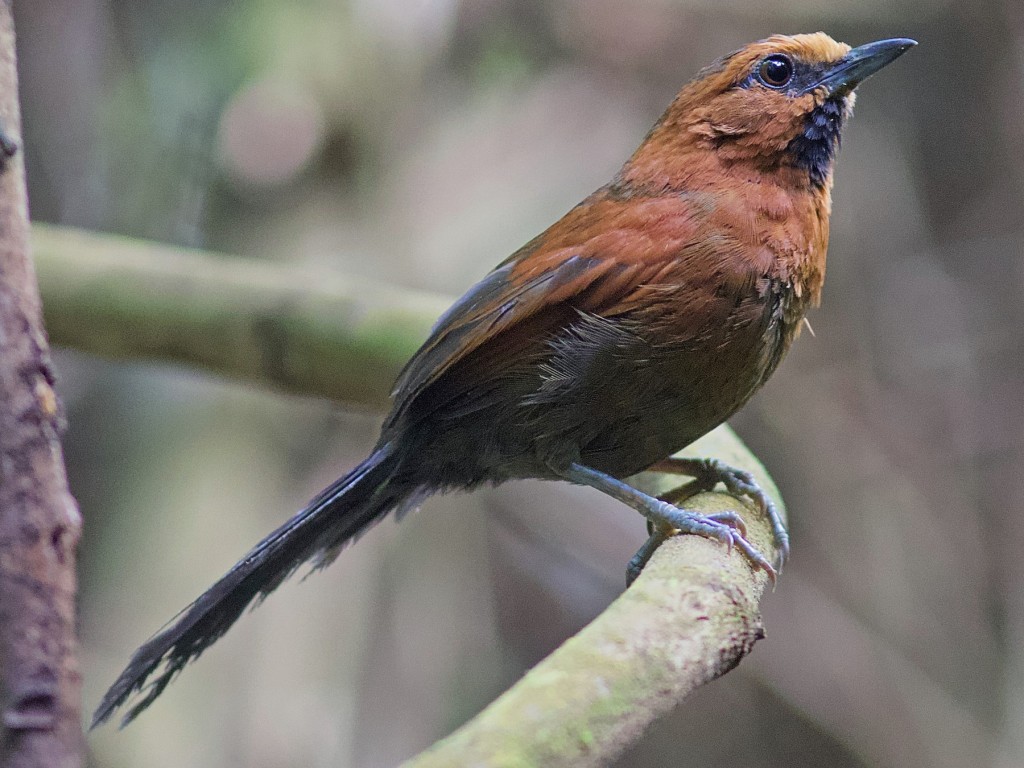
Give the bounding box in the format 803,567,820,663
403,429,783,768
33,223,784,764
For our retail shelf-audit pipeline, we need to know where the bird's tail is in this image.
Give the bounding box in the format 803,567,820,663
92,443,410,728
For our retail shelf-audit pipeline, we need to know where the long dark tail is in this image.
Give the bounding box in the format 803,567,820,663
93,444,410,728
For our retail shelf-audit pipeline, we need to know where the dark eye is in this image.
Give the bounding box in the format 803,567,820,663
757,54,794,88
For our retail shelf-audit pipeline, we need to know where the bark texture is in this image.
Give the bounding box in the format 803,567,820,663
0,4,84,766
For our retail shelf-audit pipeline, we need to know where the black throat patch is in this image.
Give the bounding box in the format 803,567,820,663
786,98,847,188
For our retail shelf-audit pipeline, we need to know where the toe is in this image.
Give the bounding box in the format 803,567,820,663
704,510,748,538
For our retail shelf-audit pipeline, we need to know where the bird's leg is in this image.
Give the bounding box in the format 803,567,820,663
560,463,776,584
626,524,671,585
648,457,789,570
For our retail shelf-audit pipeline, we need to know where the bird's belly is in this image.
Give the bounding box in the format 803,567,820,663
571,333,778,476
509,300,791,478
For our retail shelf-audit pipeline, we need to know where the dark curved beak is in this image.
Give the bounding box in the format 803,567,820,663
813,38,917,96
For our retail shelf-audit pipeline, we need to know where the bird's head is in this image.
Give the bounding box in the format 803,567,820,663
621,33,915,192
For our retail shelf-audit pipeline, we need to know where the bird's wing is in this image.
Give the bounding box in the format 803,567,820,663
391,253,611,398
386,193,760,426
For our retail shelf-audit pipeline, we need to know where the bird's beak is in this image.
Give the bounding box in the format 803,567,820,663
813,38,917,96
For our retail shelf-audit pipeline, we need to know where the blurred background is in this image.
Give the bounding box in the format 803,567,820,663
16,0,1024,766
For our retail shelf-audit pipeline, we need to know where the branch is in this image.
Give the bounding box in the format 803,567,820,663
0,7,84,767
403,429,784,768
31,223,449,408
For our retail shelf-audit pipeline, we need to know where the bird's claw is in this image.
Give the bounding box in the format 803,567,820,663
729,530,778,585
707,461,789,570
703,509,748,539
648,501,776,583
652,457,789,572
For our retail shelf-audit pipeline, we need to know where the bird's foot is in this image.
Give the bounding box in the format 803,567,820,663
649,457,789,571
559,463,777,585
626,507,769,585
642,500,776,584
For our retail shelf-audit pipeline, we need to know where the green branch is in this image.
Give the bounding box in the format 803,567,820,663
32,223,449,408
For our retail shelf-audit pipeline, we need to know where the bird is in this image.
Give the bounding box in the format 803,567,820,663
94,32,915,727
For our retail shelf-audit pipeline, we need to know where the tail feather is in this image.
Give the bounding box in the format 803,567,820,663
92,444,406,728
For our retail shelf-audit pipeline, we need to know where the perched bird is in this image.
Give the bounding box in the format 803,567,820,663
94,32,915,727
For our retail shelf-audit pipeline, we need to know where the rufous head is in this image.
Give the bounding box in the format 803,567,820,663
622,33,916,192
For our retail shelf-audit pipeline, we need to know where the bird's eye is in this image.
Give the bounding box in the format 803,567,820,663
757,54,794,88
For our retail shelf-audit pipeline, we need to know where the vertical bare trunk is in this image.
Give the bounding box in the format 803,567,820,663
0,2,84,766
